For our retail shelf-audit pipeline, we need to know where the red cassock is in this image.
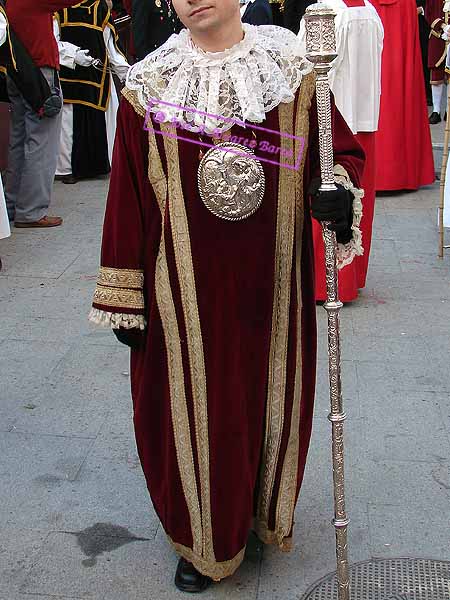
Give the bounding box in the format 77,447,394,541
371,0,435,191
91,73,364,580
307,0,383,301
314,132,375,300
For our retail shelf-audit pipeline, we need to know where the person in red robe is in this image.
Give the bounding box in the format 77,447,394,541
90,0,365,592
371,0,435,191
299,0,383,302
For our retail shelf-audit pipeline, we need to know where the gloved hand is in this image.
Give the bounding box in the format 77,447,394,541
75,48,94,67
309,179,354,245
113,328,145,350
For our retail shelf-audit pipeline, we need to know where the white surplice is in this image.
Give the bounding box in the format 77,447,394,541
54,19,130,176
298,0,384,134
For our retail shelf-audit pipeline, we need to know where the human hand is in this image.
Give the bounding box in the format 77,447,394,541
309,180,354,244
75,49,94,67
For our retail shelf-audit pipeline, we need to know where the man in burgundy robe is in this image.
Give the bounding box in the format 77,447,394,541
90,0,364,592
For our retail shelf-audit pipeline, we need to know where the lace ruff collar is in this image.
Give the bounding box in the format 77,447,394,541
125,24,313,133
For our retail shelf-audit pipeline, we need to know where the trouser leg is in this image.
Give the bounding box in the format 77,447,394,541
4,76,26,221
56,103,73,176
10,67,63,223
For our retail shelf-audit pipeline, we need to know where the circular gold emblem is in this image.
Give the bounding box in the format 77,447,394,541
197,142,265,221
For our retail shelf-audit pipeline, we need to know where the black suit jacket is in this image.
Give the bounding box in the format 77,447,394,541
242,0,273,25
283,0,314,34
132,0,182,61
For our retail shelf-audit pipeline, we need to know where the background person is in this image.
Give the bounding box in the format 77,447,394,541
131,0,182,60
240,0,273,24
54,0,130,184
4,0,80,228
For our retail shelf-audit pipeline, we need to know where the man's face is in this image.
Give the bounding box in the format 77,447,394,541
172,0,240,33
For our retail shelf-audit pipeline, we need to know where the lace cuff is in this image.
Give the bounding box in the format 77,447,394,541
334,165,364,270
89,266,146,330
88,309,146,330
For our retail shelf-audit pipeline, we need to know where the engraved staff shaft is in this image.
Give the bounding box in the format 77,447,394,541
305,6,350,600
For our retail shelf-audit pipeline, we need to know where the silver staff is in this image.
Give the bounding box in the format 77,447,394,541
304,5,350,600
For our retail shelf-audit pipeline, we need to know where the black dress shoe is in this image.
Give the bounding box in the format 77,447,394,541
174,558,212,593
429,111,442,124
61,174,79,185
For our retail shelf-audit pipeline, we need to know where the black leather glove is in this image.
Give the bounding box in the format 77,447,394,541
309,179,354,245
113,328,145,350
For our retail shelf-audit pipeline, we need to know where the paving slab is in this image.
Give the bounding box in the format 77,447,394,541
357,390,450,463
19,528,260,600
0,528,49,596
0,431,95,530
367,503,450,559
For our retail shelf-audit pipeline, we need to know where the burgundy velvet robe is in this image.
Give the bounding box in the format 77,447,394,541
92,72,364,580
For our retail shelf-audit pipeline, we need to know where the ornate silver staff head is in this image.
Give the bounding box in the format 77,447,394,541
304,4,337,74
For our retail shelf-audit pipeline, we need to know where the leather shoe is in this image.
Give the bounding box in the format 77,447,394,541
15,215,63,228
174,558,212,593
61,174,78,185
429,111,442,124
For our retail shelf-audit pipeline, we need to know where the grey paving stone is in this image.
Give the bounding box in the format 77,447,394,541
357,391,450,463
1,316,115,346
0,277,93,321
47,410,158,537
369,239,400,267
0,431,94,530
362,273,449,302
10,402,109,439
4,243,83,279
4,594,84,600
43,344,132,410
354,458,450,509
349,300,449,338
19,528,259,600
0,339,71,410
371,212,395,240
367,503,450,559
0,527,49,596
356,359,450,394
57,249,102,282
346,334,429,364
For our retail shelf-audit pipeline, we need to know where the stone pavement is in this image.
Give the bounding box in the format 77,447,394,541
0,177,449,600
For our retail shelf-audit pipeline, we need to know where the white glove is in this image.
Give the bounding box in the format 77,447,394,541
74,49,94,67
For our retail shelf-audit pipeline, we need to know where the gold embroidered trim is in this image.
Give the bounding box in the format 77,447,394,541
168,537,245,582
93,284,144,309
161,125,215,563
257,100,296,529
150,131,203,556
121,87,147,118
155,237,203,555
123,84,203,555
253,518,293,552
97,266,144,289
147,129,167,214
275,71,315,541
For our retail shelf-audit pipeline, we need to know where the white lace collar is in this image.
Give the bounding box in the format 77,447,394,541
126,24,313,134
